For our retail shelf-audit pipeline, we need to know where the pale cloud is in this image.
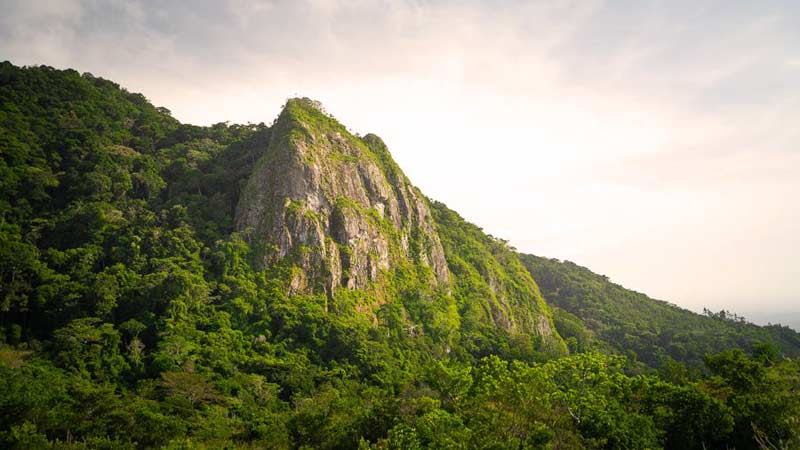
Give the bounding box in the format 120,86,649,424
1,0,798,320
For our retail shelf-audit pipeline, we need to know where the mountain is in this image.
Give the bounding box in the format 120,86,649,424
235,98,450,294
1,62,799,450
520,255,800,368
232,96,565,355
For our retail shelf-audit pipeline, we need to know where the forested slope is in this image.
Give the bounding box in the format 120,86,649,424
520,254,800,368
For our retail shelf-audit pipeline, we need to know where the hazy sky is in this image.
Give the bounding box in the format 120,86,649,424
2,0,798,319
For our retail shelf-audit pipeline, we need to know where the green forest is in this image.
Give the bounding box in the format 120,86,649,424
1,62,799,450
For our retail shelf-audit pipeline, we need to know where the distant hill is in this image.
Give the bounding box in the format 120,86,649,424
520,254,800,368
743,310,800,332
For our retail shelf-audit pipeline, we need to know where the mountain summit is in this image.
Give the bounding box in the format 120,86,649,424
235,98,449,296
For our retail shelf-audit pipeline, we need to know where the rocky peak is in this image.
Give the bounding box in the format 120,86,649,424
235,98,449,297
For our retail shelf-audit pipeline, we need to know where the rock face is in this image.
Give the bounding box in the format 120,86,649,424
235,98,449,297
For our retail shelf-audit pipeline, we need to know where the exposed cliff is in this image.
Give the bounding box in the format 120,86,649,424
235,98,449,298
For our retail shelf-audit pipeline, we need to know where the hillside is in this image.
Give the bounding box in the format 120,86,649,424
520,255,800,368
1,62,799,450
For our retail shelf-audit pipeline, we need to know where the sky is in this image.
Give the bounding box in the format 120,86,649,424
2,0,798,323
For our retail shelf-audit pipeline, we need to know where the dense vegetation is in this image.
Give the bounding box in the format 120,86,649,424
1,62,799,449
